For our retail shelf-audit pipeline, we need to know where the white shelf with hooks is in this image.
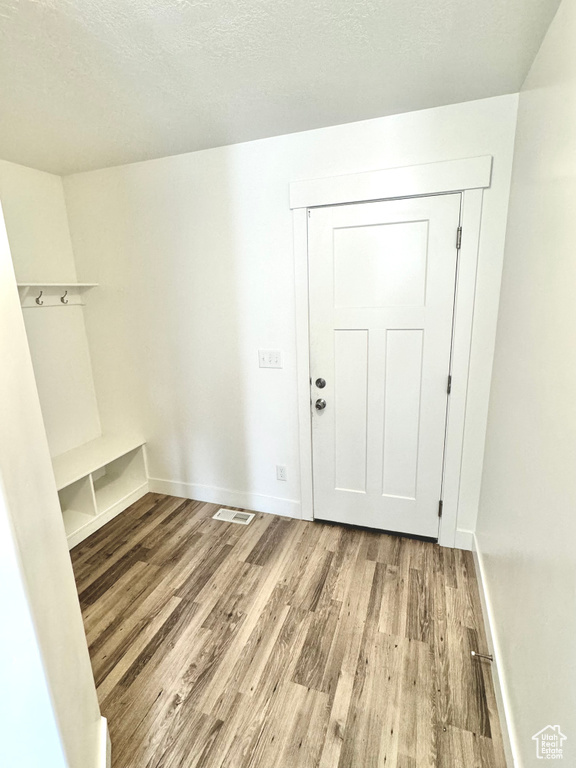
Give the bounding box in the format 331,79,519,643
17,282,99,308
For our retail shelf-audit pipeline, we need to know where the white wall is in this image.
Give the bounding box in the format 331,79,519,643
0,202,102,768
0,159,101,457
0,160,76,281
63,95,518,528
0,497,68,768
476,1,575,765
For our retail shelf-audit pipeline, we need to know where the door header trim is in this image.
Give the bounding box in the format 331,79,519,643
289,155,493,210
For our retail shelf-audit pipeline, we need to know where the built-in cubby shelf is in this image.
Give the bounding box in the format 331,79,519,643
53,434,148,549
17,282,98,308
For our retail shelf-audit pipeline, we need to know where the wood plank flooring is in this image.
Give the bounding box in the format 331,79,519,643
71,493,506,768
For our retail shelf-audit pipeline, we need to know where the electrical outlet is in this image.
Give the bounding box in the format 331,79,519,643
259,349,283,369
276,465,287,481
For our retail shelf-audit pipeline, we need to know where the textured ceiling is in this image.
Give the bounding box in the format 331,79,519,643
0,0,560,175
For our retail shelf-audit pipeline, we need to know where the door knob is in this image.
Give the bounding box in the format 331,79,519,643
315,398,327,410
315,378,326,389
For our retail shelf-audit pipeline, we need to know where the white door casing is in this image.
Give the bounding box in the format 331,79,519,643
290,156,493,547
309,195,461,538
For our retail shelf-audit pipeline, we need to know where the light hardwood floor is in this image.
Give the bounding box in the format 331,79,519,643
71,493,506,768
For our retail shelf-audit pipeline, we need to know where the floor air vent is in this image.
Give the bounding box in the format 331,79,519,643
213,508,255,525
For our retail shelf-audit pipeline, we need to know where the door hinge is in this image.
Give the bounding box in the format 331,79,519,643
447,374,452,395
438,500,443,518
456,226,462,250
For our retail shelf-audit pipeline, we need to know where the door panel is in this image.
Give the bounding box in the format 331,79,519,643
309,195,460,538
334,221,429,308
334,330,368,493
382,328,423,500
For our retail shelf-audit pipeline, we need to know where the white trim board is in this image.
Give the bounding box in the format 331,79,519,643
454,529,475,551
99,717,111,768
290,156,492,209
473,535,518,767
148,477,301,519
291,157,494,547
293,206,314,522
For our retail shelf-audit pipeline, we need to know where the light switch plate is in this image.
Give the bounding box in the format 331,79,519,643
258,349,283,368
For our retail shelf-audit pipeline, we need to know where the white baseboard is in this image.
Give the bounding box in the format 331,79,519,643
472,534,518,767
98,716,111,768
454,528,475,550
148,477,302,519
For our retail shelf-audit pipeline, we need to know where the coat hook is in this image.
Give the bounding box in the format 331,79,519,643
35,290,44,306
60,290,68,305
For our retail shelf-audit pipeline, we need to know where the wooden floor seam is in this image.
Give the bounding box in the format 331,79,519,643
71,492,506,768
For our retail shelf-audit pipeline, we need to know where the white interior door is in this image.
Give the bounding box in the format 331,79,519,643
309,194,461,538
